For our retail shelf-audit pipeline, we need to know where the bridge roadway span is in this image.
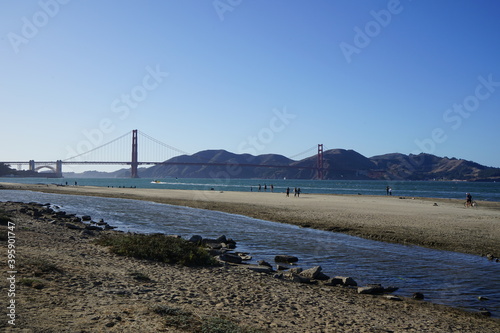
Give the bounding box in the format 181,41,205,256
2,161,317,169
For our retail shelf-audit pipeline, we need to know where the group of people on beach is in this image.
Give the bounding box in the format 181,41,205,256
253,184,274,192
250,184,301,197
286,187,301,197
385,186,392,195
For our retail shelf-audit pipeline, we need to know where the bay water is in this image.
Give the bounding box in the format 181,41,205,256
2,177,500,202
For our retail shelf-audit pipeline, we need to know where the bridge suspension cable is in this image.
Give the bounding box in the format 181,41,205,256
63,131,132,162
63,130,190,164
138,131,189,156
287,145,317,160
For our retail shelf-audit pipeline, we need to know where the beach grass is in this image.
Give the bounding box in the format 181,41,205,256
19,278,45,289
0,208,11,241
23,257,64,276
151,305,265,332
200,317,266,333
129,271,152,282
0,208,10,225
95,233,219,267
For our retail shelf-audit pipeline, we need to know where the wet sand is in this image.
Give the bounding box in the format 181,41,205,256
1,182,499,257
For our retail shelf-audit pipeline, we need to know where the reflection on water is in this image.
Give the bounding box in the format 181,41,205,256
1,190,499,317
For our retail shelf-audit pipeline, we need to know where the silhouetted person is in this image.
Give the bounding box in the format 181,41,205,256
466,193,473,207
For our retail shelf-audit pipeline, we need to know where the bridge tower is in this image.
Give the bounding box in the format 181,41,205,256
29,160,35,172
56,160,63,178
317,144,324,180
131,129,139,178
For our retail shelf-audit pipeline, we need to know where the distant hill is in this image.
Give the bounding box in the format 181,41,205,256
133,149,500,181
142,150,295,179
287,149,377,179
64,169,131,178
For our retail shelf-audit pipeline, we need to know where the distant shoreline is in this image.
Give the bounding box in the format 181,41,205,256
2,177,499,203
3,174,499,182
2,182,499,258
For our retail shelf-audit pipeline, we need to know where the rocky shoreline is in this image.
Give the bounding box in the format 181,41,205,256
1,200,499,332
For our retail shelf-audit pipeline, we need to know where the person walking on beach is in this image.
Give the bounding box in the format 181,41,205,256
386,186,390,195
286,187,290,197
466,192,473,207
388,187,392,196
297,188,301,197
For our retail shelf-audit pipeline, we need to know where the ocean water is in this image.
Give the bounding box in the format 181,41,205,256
1,177,500,202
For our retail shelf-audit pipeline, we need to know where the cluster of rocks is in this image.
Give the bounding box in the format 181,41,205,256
187,234,252,263
272,262,402,299
208,245,497,313
209,245,497,309
14,202,116,234
484,253,500,263
195,239,404,300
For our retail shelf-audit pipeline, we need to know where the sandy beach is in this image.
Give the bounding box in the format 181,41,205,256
1,199,499,332
1,182,499,258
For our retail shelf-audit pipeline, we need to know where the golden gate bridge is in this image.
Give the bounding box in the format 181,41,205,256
2,130,325,179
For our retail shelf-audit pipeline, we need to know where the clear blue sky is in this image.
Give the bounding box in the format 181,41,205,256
1,0,500,173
